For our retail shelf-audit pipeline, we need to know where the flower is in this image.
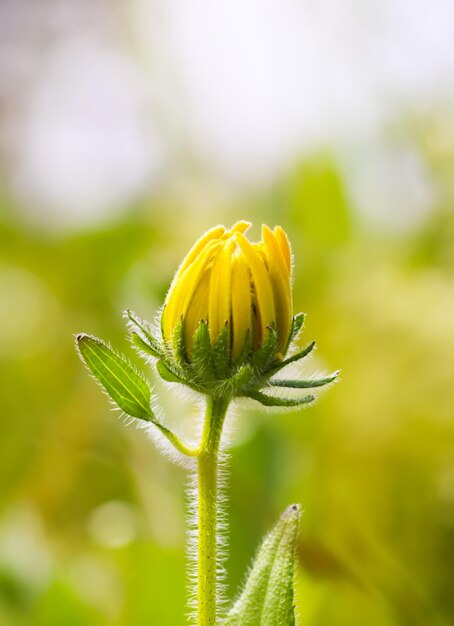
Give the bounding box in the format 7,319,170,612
124,220,335,400
162,221,293,366
78,219,337,426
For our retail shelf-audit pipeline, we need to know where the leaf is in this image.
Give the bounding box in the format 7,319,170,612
76,334,153,420
224,504,301,625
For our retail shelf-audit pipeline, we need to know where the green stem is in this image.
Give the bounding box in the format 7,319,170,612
155,421,200,457
197,395,229,625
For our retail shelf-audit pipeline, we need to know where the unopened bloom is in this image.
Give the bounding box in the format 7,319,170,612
162,221,293,366
122,221,336,401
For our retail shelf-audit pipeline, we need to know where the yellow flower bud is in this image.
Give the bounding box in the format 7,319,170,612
162,222,293,366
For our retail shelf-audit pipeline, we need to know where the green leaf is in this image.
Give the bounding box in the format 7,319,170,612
76,334,153,420
224,504,301,625
269,370,340,389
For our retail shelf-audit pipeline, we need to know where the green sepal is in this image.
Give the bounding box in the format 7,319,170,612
156,359,186,384
228,364,254,394
212,323,231,380
224,504,300,626
131,332,161,359
291,312,305,340
269,370,340,389
191,320,216,384
172,317,189,369
155,358,203,394
246,390,315,408
267,341,316,375
76,334,153,421
252,326,279,373
233,329,252,367
126,309,164,358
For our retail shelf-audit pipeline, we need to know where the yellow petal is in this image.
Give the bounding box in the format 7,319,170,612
172,224,225,285
228,220,252,235
231,249,252,360
163,240,220,342
184,269,211,352
274,225,292,276
208,241,234,345
234,232,275,345
262,225,292,351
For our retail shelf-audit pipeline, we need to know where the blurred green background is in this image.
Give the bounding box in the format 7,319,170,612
1,2,454,625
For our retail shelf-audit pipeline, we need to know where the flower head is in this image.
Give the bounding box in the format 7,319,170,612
162,221,293,367
123,221,337,400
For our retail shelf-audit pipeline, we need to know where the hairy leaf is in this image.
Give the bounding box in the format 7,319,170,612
76,334,153,420
224,504,300,625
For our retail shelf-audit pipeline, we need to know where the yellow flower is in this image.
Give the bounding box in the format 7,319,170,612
162,221,293,364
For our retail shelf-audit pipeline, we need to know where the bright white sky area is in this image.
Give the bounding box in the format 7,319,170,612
0,0,453,229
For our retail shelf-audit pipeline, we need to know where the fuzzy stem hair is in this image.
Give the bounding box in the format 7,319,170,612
195,395,229,625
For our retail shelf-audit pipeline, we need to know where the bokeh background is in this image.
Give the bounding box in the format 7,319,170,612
1,1,454,624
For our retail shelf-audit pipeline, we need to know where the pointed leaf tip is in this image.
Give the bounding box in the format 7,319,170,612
225,504,301,625
76,333,153,421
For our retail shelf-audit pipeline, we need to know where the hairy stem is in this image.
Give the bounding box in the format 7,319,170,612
197,395,229,625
